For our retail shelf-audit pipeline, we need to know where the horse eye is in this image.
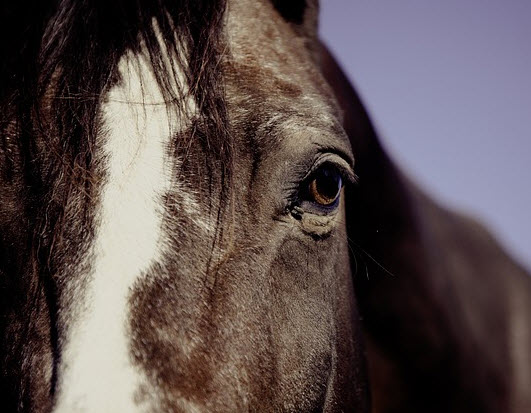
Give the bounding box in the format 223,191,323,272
307,164,343,207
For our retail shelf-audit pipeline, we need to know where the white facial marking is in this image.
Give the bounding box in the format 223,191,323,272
53,49,194,412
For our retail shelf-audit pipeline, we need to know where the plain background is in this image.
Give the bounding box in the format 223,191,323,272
319,1,531,271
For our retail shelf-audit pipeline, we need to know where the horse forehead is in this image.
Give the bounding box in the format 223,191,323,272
227,1,305,74
225,0,341,129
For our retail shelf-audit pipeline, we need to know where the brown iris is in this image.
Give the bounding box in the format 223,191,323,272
308,165,342,206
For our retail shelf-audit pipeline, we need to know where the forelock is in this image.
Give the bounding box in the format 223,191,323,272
1,0,230,173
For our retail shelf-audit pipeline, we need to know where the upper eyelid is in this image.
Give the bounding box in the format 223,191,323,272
304,152,357,185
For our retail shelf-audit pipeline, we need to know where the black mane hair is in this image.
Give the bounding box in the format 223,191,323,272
0,0,231,270
0,1,229,407
1,0,230,173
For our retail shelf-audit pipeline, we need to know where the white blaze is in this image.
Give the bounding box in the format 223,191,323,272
54,52,190,412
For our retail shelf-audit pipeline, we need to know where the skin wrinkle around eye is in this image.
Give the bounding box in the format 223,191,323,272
245,117,355,239
239,107,355,221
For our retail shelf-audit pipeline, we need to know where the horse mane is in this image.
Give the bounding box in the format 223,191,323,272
0,0,232,277
0,0,231,182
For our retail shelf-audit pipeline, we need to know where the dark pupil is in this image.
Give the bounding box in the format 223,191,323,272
315,166,342,201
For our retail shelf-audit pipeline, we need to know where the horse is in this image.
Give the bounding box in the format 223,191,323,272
1,1,530,412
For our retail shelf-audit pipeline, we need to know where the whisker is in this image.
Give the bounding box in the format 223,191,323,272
334,215,397,278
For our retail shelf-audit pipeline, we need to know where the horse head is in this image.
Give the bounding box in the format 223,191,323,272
0,1,529,412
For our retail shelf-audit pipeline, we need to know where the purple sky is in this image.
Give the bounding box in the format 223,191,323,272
320,1,531,271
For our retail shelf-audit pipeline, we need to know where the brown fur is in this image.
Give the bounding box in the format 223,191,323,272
0,0,530,412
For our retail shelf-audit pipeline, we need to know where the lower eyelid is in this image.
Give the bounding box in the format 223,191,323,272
291,195,341,220
303,197,341,214
295,208,340,238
